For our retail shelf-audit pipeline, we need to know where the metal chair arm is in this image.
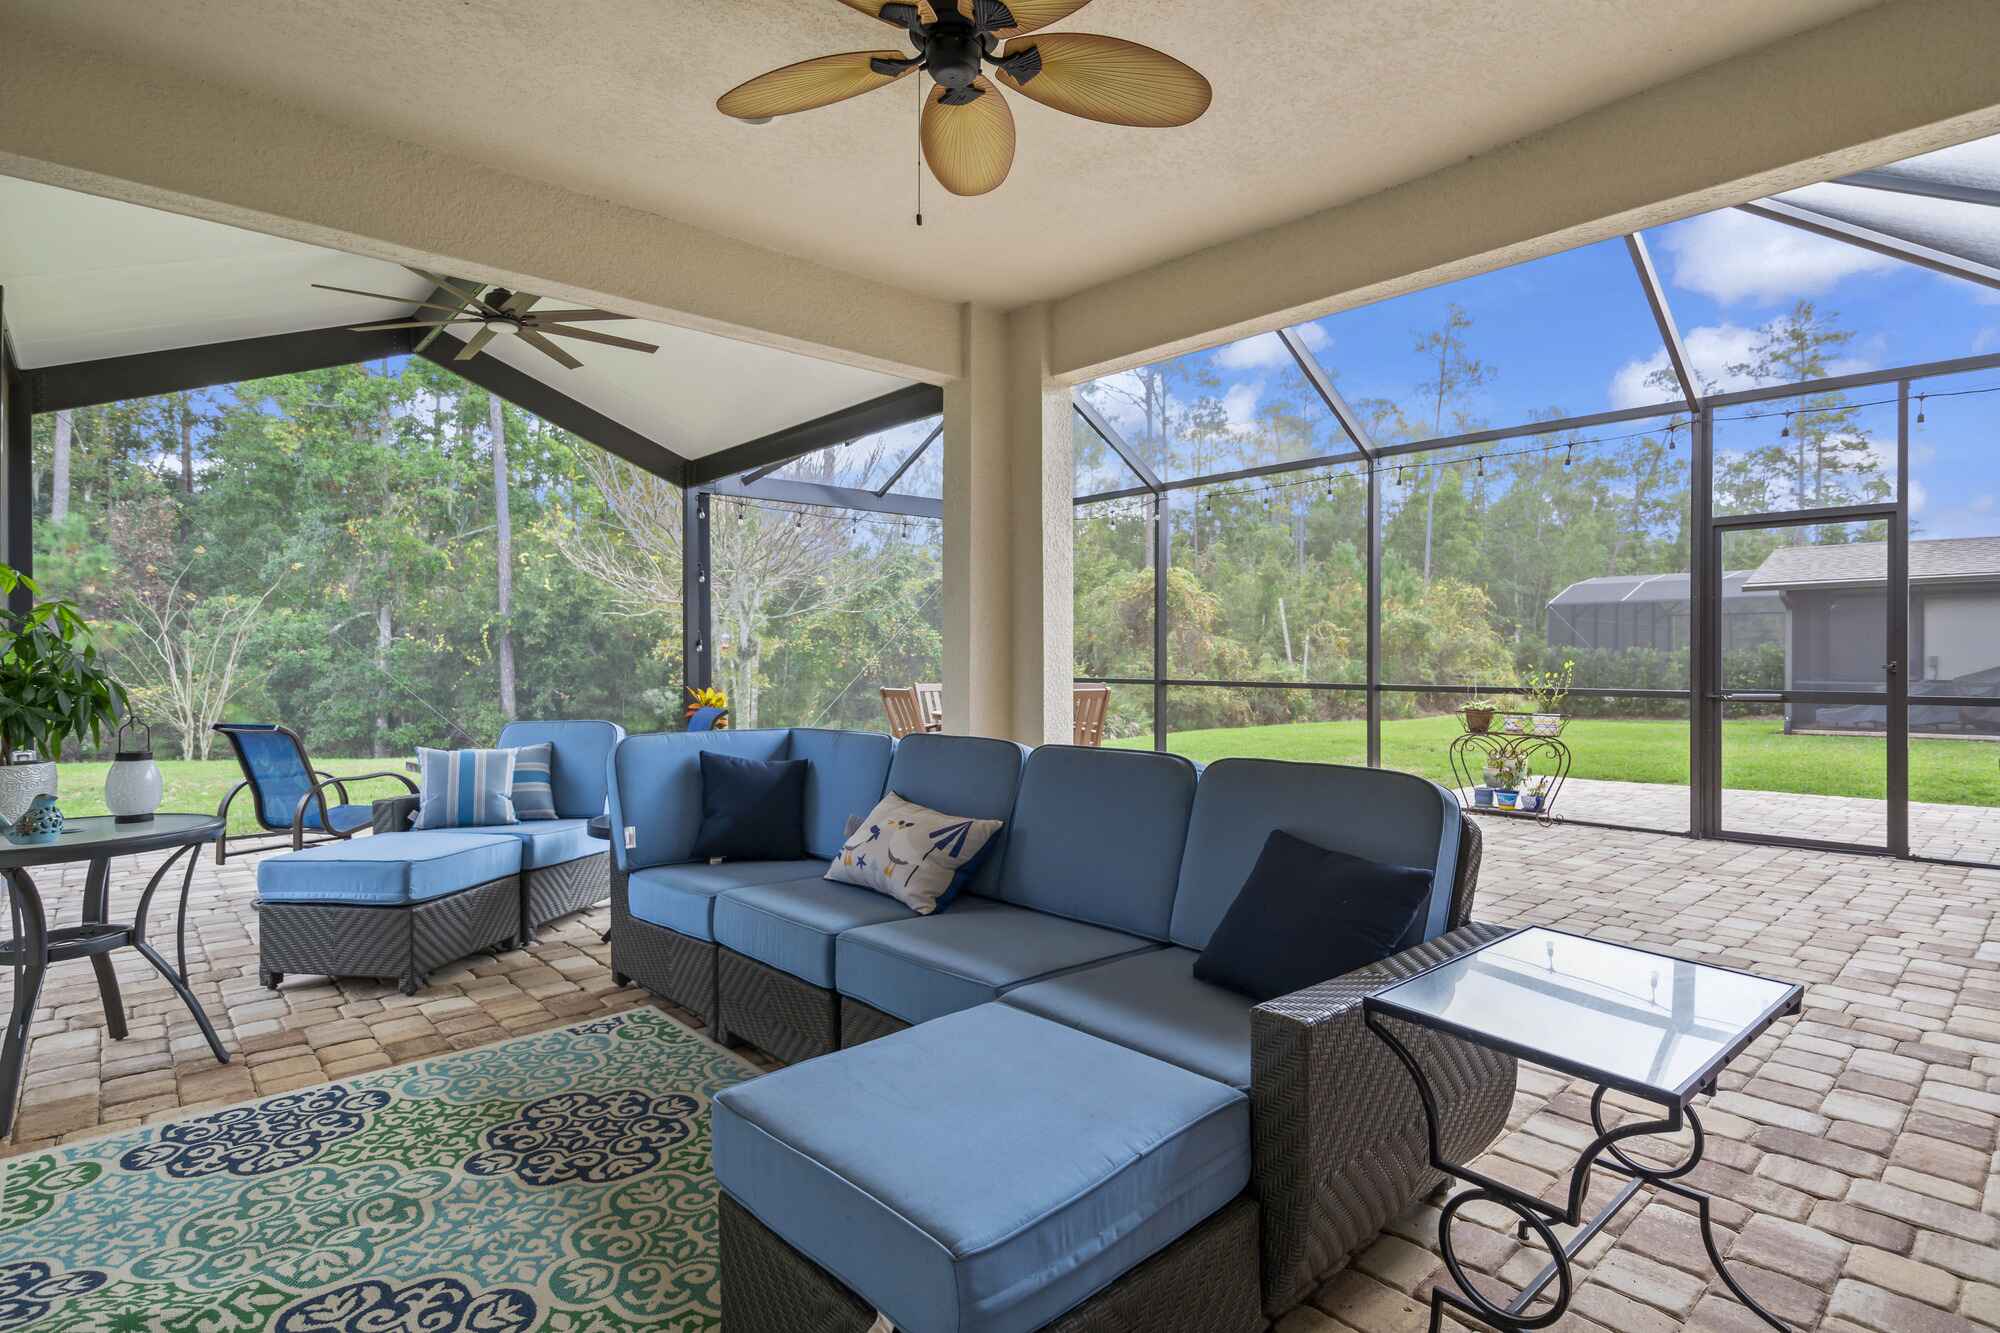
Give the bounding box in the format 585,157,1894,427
290,771,419,849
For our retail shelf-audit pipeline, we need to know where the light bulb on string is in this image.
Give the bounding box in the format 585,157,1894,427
1917,394,1927,427
1780,413,1790,439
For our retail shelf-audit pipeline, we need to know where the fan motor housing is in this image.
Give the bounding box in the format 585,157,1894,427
925,23,982,91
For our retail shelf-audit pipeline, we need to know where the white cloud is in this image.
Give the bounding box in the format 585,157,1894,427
1607,322,1765,408
1975,327,2000,353
1662,210,1898,305
1222,382,1262,431
1910,477,1929,517
1211,323,1328,371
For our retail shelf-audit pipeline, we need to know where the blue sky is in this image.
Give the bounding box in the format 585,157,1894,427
1085,200,2000,540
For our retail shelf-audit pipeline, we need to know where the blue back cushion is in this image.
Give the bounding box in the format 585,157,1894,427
1170,758,1461,952
608,729,792,870
498,719,624,820
223,725,312,830
991,745,1196,940
785,728,894,862
880,733,1026,898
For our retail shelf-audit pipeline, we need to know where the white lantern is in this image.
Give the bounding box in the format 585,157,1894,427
105,721,163,823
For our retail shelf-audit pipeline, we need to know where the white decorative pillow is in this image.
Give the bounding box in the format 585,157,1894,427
826,792,1004,915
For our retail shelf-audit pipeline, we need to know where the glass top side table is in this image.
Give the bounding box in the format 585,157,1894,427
1364,925,1805,1333
1,814,230,1140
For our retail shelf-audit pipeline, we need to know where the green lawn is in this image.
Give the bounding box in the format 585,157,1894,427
53,757,414,836
1114,715,2000,807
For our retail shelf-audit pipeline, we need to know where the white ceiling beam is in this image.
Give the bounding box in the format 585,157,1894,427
0,22,960,386
1044,0,2000,382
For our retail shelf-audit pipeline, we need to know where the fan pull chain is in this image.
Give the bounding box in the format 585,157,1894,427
914,72,925,227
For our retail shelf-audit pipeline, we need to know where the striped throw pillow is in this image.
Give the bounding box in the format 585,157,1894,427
414,747,519,829
509,742,558,821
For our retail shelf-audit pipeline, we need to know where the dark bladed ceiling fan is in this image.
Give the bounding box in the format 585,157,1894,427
314,267,660,369
716,1,1211,198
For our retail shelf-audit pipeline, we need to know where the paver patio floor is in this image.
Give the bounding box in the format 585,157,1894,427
3,821,1997,1332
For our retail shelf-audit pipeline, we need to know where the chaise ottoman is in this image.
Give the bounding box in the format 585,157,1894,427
256,830,523,995
713,1002,1262,1333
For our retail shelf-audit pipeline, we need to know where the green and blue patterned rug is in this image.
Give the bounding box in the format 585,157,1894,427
0,1007,751,1331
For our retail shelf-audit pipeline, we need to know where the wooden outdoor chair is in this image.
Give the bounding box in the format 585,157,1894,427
881,687,932,740
1073,684,1110,746
913,682,944,732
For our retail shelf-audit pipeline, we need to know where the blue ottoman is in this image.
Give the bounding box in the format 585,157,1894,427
713,1003,1253,1333
256,831,524,994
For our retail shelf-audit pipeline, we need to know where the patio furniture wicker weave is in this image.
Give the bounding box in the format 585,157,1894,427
605,727,1514,1330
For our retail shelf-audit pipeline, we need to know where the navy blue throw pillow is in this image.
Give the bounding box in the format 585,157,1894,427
691,751,807,862
1192,829,1434,1003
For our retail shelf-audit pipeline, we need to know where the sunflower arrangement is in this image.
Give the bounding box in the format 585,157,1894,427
684,685,730,729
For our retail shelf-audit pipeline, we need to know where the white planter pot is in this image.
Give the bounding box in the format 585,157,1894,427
0,760,57,829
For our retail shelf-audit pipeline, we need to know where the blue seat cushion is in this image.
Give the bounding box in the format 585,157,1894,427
786,728,894,861
608,730,793,870
625,860,827,941
1001,947,1254,1089
713,1003,1250,1333
298,802,373,834
835,897,1157,1025
1171,758,1461,952
462,818,599,869
256,831,521,907
879,733,1025,897
713,876,914,988
497,719,624,820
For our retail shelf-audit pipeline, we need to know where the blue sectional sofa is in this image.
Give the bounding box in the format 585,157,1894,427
257,719,622,994
605,727,1517,1331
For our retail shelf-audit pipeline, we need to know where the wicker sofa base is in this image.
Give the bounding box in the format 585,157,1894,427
612,913,721,1032
258,873,521,996
718,949,839,1065
720,1190,1265,1333
523,851,611,940
838,995,911,1049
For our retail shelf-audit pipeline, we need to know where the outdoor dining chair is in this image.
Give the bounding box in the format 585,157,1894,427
913,681,944,731
880,687,934,740
211,722,417,863
1073,684,1110,746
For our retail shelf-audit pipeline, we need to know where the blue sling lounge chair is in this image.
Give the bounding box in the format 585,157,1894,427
213,722,417,863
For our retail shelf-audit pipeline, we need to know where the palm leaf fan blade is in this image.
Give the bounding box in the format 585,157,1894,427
921,77,1016,196
993,33,1211,127
717,50,916,120
973,0,1093,36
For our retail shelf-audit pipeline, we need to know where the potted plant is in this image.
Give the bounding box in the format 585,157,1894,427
1521,775,1553,813
1525,659,1575,735
1461,698,1500,733
0,566,129,826
1483,749,1528,805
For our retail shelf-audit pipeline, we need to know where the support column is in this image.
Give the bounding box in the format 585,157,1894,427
942,304,1012,738
1007,303,1074,747
941,302,1073,745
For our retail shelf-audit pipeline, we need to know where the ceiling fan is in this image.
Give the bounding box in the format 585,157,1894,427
312,267,659,369
716,1,1211,197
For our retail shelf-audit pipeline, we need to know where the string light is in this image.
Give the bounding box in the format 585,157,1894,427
1564,444,1573,467
1916,393,1927,426
1779,412,1790,439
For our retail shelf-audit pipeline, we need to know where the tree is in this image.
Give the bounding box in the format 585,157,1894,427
490,393,517,721
1410,304,1492,583
117,553,291,759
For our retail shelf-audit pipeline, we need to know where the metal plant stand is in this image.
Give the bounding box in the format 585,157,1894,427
1448,717,1571,826
1363,926,1804,1333
0,814,228,1138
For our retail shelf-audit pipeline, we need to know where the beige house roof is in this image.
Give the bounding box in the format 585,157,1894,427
1743,536,2000,590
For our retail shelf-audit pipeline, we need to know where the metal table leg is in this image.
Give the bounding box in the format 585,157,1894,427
130,843,229,1065
1,868,49,1140
1366,1009,1790,1333
80,855,128,1040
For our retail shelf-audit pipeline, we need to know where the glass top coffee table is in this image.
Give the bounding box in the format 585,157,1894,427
1364,926,1804,1333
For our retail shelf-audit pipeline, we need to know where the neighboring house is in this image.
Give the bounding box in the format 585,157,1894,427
1546,571,1786,657
1742,536,2000,736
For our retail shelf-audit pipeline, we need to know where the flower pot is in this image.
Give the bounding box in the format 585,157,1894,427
1520,793,1542,812
1472,786,1493,807
1500,714,1527,734
1495,789,1519,809
1532,712,1565,736
1462,707,1494,733
0,758,57,829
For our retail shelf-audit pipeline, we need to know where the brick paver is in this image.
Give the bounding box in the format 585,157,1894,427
3,821,1997,1332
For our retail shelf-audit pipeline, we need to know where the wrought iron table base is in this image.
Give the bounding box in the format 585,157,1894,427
1,844,226,1139
1366,1010,1788,1332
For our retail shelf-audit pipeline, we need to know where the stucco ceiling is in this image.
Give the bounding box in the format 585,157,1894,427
0,0,1885,307
0,175,911,460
